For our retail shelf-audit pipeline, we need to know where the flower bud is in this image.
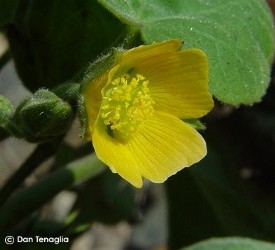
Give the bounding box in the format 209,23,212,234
0,95,14,139
0,95,14,126
52,82,80,104
15,89,73,142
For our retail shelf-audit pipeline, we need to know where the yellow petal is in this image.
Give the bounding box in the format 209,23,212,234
116,39,182,74
129,112,207,183
134,49,214,119
92,122,143,188
92,112,206,187
83,65,120,139
82,72,108,139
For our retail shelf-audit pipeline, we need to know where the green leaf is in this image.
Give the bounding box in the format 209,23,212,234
183,237,275,250
99,0,275,105
5,0,126,91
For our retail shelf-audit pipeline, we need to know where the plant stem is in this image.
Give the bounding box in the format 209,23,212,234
0,154,105,234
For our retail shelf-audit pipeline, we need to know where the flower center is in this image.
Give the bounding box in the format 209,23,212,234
100,73,154,141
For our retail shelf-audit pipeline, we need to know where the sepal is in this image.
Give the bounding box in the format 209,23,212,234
14,89,73,142
184,119,206,130
79,49,120,139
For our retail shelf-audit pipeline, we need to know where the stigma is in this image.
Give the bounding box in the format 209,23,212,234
100,73,154,141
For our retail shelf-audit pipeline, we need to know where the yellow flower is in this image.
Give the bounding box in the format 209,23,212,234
81,39,213,188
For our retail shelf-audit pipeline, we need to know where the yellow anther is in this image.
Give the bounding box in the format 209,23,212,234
100,73,154,141
130,78,138,88
101,104,109,110
114,111,120,120
121,77,127,85
142,81,149,92
101,112,109,119
112,79,120,85
137,74,145,80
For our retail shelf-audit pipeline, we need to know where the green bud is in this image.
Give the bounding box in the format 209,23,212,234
0,95,14,139
52,82,80,104
0,95,24,139
15,89,73,142
0,95,14,125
